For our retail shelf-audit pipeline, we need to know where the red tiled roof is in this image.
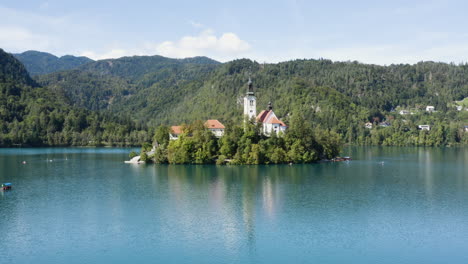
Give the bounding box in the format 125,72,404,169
269,117,283,125
257,110,287,126
171,126,183,134
268,116,287,127
204,120,225,129
256,110,271,123
270,116,282,124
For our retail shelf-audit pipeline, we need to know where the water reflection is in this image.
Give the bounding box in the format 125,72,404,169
151,166,255,252
138,146,468,258
418,148,434,197
1,147,468,264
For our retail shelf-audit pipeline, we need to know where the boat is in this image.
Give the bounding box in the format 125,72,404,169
1,183,12,190
331,156,352,162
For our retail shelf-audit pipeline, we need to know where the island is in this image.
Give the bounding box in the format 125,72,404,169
130,79,342,165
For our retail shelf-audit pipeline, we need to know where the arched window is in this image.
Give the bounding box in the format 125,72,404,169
250,100,254,106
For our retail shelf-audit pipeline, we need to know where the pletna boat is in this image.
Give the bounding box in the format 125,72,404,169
1,183,12,190
331,156,352,162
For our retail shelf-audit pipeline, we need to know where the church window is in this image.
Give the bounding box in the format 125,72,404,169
250,100,254,106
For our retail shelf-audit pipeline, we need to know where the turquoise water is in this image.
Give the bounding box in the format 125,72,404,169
0,147,467,264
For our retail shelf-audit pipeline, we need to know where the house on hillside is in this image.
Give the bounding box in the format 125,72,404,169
418,125,431,131
204,120,225,137
426,106,435,112
170,126,183,140
379,122,391,127
365,122,373,129
399,110,410,115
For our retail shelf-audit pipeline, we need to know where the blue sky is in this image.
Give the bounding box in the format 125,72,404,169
1,0,468,64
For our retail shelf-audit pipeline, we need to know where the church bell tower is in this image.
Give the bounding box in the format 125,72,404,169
243,77,257,120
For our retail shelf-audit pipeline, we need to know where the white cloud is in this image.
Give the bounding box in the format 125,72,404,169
80,29,251,61
0,6,105,55
249,30,468,65
5,4,468,66
155,29,250,60
0,26,54,52
0,6,64,53
316,41,468,66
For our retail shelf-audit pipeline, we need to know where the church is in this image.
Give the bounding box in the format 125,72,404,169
243,78,287,135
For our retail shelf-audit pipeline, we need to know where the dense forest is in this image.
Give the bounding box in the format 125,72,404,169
0,49,149,147
3,48,468,148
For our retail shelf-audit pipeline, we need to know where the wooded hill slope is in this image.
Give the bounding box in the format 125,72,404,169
6,49,468,146
0,49,149,147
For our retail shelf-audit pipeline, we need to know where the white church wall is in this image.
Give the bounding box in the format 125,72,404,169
243,95,257,120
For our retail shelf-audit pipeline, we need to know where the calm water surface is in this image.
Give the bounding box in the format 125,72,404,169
0,147,467,264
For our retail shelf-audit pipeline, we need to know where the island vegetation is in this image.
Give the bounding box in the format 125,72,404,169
136,115,341,165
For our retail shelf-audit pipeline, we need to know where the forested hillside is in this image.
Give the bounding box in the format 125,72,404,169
77,55,219,80
37,56,468,146
35,55,220,112
14,50,93,76
0,49,149,147
3,49,468,147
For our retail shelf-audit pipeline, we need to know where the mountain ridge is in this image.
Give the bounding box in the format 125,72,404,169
13,50,221,77
13,50,94,76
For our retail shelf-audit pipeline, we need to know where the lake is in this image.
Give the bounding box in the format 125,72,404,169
0,147,467,264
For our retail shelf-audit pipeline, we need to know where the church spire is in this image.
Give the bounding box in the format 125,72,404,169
247,76,254,95
243,76,257,120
